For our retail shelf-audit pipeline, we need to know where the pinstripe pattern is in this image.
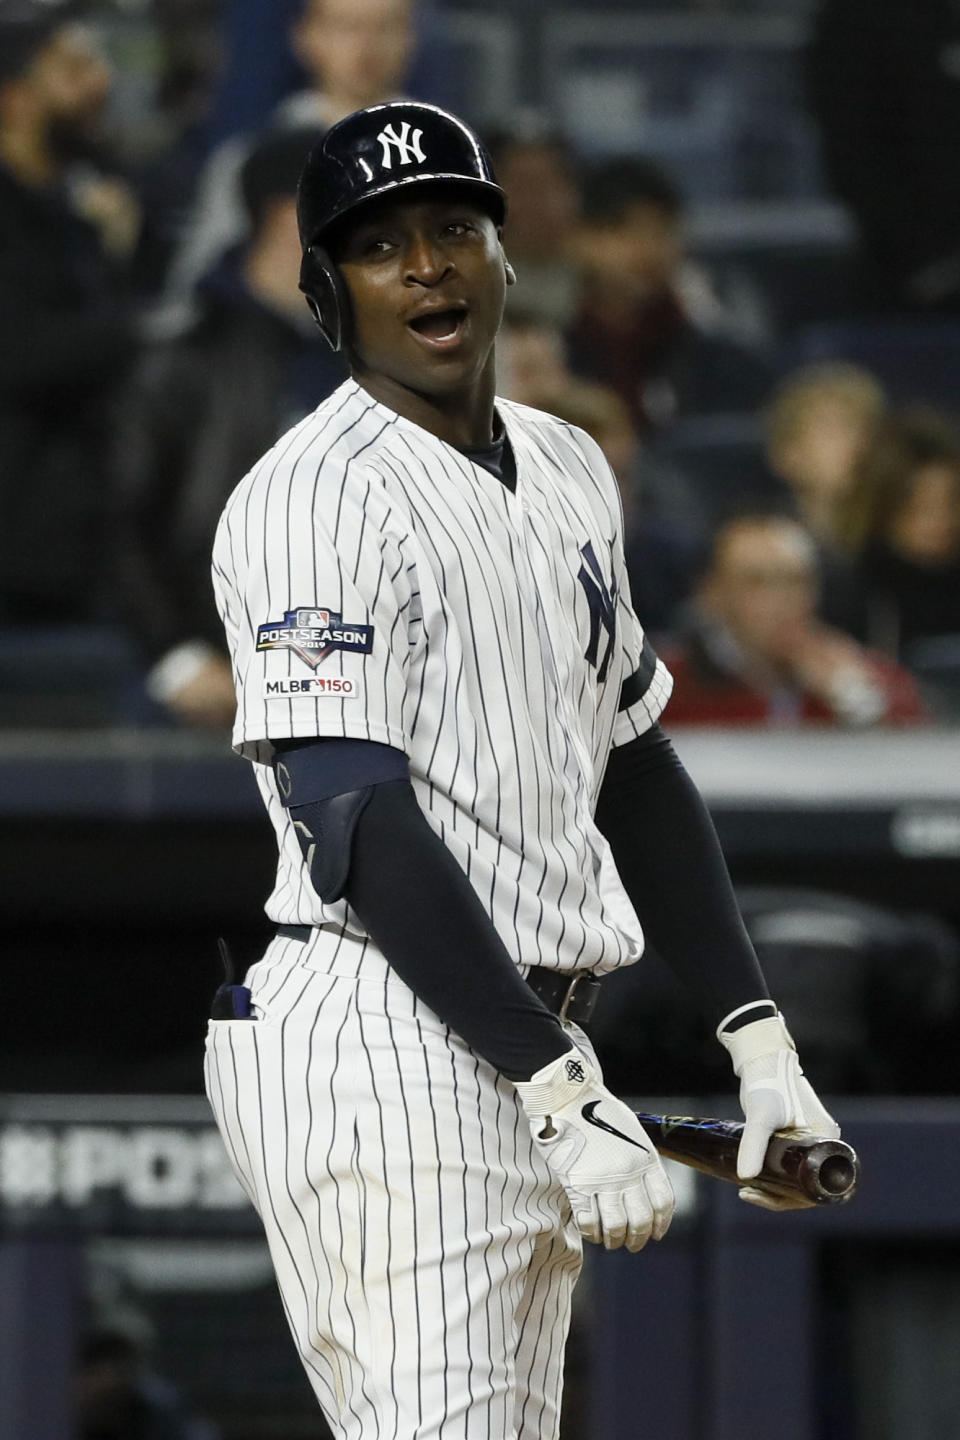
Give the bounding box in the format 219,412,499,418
205,933,580,1440
211,380,672,974
207,378,673,1435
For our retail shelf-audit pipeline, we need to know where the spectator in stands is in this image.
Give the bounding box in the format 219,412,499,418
499,315,640,499
806,0,960,313
126,0,225,298
0,2,139,624
661,514,926,727
565,155,772,432
165,0,418,307
836,408,960,659
485,122,582,330
114,127,345,729
287,0,416,129
765,362,885,544
497,313,571,414
764,361,885,638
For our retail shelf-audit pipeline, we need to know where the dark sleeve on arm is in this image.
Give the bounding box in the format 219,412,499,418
275,738,572,1080
595,724,770,1029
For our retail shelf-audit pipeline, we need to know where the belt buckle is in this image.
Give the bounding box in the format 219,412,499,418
557,973,583,1025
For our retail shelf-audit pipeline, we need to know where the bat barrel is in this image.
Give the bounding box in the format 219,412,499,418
636,1114,861,1207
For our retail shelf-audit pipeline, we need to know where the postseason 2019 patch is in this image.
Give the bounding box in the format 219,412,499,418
256,607,373,670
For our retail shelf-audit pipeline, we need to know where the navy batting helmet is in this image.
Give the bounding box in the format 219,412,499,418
297,102,506,351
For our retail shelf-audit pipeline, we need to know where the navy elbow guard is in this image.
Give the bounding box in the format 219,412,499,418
287,788,374,903
271,737,409,903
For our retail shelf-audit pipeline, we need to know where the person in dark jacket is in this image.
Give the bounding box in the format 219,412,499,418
0,3,139,622
806,0,960,313
565,156,772,433
113,126,346,727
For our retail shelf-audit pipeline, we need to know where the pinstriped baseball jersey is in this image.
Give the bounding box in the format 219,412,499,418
212,377,672,971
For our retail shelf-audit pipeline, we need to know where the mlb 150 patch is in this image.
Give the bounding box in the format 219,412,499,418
262,676,359,699
256,607,374,669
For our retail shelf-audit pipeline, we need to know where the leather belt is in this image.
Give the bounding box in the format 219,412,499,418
524,966,602,1026
276,926,601,1026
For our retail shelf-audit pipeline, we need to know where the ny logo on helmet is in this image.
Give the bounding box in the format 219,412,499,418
377,121,426,170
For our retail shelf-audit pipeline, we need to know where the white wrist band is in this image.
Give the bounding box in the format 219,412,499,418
715,999,776,1038
718,1013,797,1073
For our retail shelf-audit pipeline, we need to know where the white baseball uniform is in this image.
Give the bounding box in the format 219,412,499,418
205,377,672,1438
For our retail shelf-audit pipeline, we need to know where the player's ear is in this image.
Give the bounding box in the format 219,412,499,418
497,230,517,286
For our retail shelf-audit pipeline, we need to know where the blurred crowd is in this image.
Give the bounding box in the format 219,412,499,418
4,14,958,1431
2,0,960,731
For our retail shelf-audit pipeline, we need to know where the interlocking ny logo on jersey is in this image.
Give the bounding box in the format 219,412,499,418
256,607,373,670
577,540,617,682
377,121,426,169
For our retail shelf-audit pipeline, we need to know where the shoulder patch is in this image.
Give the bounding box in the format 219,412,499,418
256,607,373,670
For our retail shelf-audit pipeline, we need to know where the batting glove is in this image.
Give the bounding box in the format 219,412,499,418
515,1047,675,1251
718,1003,840,1210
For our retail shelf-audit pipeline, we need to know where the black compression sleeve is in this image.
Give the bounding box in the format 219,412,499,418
342,778,572,1080
595,724,770,1029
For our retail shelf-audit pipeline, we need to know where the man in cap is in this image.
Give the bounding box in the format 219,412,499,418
205,101,839,1438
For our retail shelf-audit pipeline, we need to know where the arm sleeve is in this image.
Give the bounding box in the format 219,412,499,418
594,724,770,1028
346,778,575,1079
276,736,573,1080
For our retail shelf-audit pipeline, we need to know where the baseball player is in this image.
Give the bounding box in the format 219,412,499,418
205,102,840,1440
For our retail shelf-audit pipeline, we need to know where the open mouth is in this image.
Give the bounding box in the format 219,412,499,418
407,307,468,343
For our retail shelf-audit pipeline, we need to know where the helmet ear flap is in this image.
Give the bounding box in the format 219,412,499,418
298,244,350,352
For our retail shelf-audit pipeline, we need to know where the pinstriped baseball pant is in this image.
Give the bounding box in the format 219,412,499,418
204,931,582,1440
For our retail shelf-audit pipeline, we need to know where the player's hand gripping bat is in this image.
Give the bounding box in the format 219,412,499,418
635,1113,859,1209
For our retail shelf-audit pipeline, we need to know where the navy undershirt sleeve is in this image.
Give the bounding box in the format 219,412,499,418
595,723,771,1029
273,737,572,1079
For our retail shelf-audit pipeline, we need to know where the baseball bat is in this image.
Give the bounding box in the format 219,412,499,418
635,1113,860,1207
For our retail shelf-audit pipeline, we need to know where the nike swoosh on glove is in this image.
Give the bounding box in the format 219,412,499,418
718,1005,841,1210
514,1047,674,1251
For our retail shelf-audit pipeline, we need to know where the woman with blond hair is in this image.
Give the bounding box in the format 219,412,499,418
837,406,960,663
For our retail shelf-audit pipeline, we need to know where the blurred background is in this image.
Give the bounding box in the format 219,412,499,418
1,0,959,1436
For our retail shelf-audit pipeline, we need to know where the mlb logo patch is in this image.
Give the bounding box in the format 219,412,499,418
263,676,359,700
297,608,330,628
